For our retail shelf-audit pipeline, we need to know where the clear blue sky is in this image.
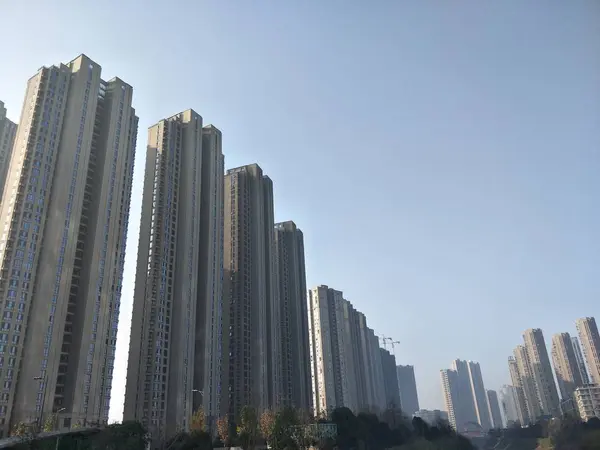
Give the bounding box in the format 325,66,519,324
1,1,599,422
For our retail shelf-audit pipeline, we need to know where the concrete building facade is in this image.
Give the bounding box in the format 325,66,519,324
574,384,600,421
486,390,503,429
576,317,600,385
523,329,560,417
499,385,521,427
0,55,137,435
467,361,492,430
124,110,224,440
572,336,591,385
273,221,311,411
507,357,530,425
380,348,401,410
513,345,542,423
222,164,275,421
551,332,583,401
0,101,17,203
396,365,420,416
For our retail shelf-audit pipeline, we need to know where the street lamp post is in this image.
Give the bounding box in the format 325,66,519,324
33,374,47,433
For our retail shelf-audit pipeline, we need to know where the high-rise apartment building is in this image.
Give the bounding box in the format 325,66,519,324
572,337,591,385
396,365,420,416
0,101,17,202
124,110,224,440
574,384,600,421
551,332,583,401
380,348,401,410
307,285,388,415
486,390,503,429
513,345,542,422
441,359,489,432
576,317,600,385
499,385,521,427
507,357,530,425
222,164,276,421
467,361,492,430
308,286,359,415
0,55,137,435
273,221,311,411
523,329,560,417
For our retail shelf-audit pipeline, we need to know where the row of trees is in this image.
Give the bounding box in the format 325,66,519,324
9,406,477,450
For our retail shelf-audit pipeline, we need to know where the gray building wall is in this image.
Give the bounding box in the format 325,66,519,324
0,101,17,203
467,361,492,430
0,55,137,435
450,360,478,430
486,390,503,429
222,164,274,422
396,365,420,416
274,221,311,411
380,349,401,410
124,110,223,441
572,336,591,385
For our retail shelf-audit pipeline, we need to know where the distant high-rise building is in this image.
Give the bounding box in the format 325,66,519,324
441,359,489,432
396,365,420,416
0,55,138,435
572,337,591,385
486,390,503,429
222,164,276,420
551,332,583,401
308,286,359,415
499,385,521,427
576,317,600,385
467,361,493,430
380,348,401,410
450,360,478,429
523,329,560,417
273,221,311,411
507,357,530,425
513,346,542,422
124,110,224,440
0,100,17,201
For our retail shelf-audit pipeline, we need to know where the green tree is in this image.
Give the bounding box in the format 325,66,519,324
237,406,259,450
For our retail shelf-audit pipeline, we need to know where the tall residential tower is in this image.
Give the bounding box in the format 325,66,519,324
0,101,17,201
396,365,420,416
124,110,224,440
551,332,583,401
0,55,137,434
576,317,600,385
222,164,276,421
523,329,560,417
273,221,311,411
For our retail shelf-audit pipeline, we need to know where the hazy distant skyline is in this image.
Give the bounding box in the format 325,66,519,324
1,1,598,421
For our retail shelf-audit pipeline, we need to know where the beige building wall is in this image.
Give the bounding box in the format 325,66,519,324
0,55,137,435
507,356,530,425
124,110,223,441
551,332,583,401
576,317,600,385
523,328,560,417
0,101,17,203
513,345,542,422
575,384,600,421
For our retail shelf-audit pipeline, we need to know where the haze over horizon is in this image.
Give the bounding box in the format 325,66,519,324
1,1,598,421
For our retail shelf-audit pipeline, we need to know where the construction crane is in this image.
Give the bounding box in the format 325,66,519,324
383,337,401,357
380,335,388,350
